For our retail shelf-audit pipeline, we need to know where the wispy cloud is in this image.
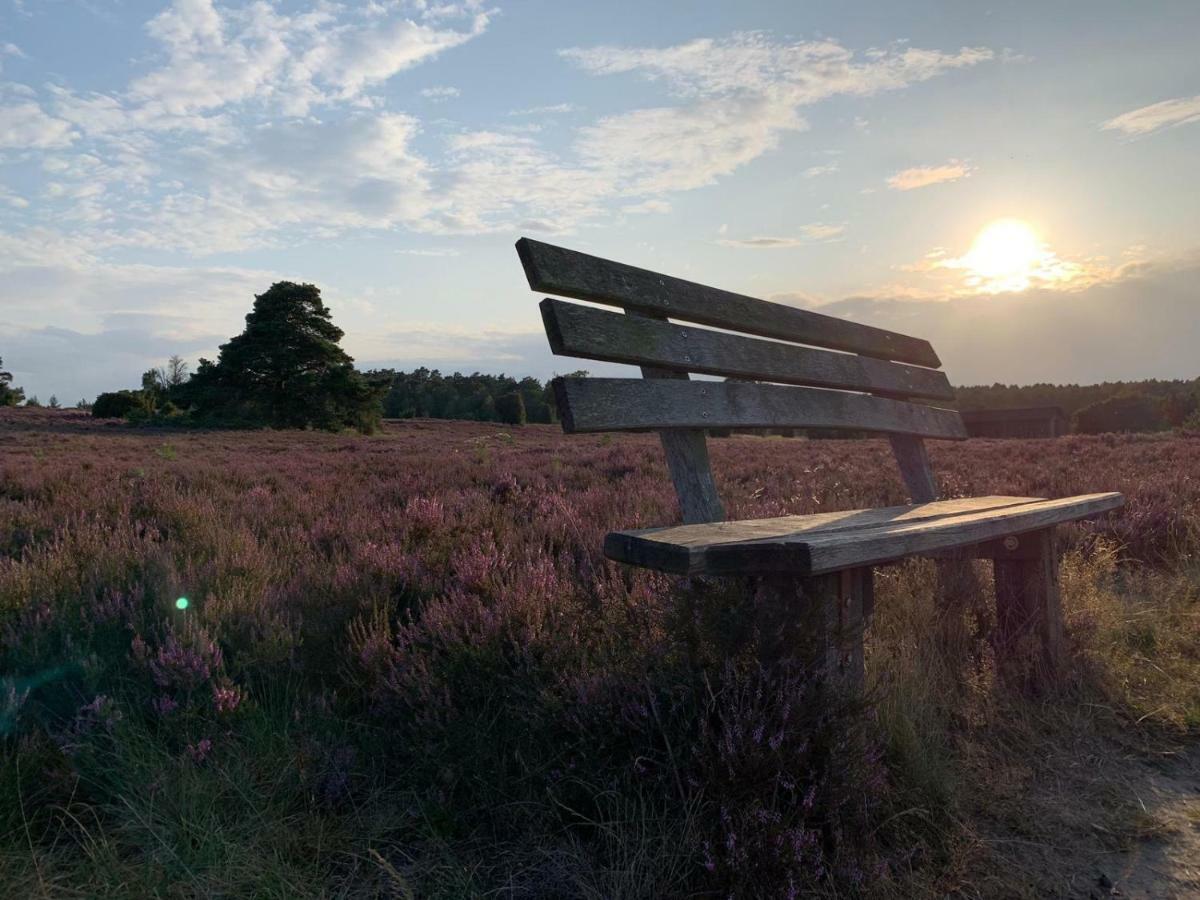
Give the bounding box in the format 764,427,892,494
886,159,973,191
0,185,28,208
802,162,839,178
395,247,461,257
719,223,846,247
562,35,992,198
421,86,461,101
621,198,671,214
1102,94,1200,136
508,103,578,116
0,12,994,255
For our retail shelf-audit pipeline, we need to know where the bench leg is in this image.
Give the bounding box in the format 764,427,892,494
756,567,871,690
990,528,1065,685
934,558,982,653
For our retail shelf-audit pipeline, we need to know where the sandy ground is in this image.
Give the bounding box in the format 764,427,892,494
970,736,1200,899
1097,745,1200,899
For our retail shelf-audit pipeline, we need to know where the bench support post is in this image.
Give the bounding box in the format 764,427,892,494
988,528,1065,685
756,568,871,690
888,434,983,653
629,309,725,525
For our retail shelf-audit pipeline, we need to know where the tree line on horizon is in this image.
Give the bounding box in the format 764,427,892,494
3,282,1200,435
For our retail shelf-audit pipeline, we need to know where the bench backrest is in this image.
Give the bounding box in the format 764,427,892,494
518,237,966,523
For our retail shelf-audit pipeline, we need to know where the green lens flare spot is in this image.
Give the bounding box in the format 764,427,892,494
175,597,189,611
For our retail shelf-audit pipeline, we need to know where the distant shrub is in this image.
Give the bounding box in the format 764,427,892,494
1073,393,1167,434
92,390,151,419
495,391,527,426
0,356,24,407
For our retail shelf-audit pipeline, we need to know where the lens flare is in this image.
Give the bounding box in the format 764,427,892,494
176,597,189,610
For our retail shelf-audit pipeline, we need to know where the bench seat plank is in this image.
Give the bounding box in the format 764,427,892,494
540,299,954,400
554,377,968,440
604,493,1123,576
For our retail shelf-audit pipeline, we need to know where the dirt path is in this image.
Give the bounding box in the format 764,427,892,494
1096,745,1200,899
962,730,1200,899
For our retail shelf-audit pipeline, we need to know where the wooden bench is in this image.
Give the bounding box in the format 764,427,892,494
517,237,1123,687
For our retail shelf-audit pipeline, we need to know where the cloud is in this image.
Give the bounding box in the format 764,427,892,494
720,224,846,247
621,198,671,214
395,247,461,256
561,35,992,200
508,103,578,116
801,223,846,241
124,0,488,121
0,185,28,208
421,86,461,100
1102,94,1200,136
0,21,995,254
886,159,973,191
0,246,278,399
560,35,992,101
575,96,804,194
302,12,489,104
0,100,75,149
802,162,839,178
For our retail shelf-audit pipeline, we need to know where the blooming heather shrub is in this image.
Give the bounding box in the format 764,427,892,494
694,662,886,893
0,411,1197,895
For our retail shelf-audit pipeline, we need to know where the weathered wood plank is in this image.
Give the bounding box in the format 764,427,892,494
605,493,1123,576
605,496,1043,572
626,308,725,524
753,569,869,689
712,493,1122,576
626,496,1043,546
888,435,939,502
518,238,942,367
540,299,954,400
993,529,1065,686
553,377,968,440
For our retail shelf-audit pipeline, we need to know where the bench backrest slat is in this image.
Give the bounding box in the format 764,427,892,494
519,237,961,523
519,237,941,368
554,378,968,441
541,298,954,401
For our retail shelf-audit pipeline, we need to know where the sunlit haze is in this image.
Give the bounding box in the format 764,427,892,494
1,0,1198,399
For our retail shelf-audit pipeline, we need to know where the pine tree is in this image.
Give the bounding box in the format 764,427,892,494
177,282,383,432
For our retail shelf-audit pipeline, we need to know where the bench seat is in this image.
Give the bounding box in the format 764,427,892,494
605,493,1123,577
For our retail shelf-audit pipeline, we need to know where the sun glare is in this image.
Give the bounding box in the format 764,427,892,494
960,219,1045,292
937,217,1088,294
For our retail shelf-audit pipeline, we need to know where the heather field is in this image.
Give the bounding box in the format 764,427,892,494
3,408,1200,898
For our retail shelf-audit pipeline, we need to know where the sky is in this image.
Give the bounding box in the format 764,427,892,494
1,0,1198,402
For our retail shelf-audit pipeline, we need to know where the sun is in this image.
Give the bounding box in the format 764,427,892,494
959,219,1045,292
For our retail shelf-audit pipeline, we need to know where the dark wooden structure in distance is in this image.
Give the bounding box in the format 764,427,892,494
960,406,1069,439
